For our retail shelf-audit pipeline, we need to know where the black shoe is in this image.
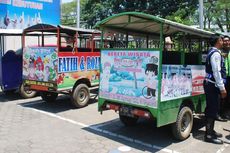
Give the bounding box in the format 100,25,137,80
216,115,227,122
213,130,223,138
204,135,223,144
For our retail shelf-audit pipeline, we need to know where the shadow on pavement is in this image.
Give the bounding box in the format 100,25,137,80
83,118,182,152
19,94,98,113
0,91,24,102
82,114,207,152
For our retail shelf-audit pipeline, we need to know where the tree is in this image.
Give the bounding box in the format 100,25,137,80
62,0,230,33
61,1,76,26
61,0,87,26
200,0,230,32
81,0,199,28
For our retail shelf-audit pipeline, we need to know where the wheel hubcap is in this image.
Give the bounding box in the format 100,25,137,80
181,113,190,132
78,89,87,103
25,90,33,94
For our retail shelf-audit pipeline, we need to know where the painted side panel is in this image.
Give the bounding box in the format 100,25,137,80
23,47,58,91
99,49,160,108
57,52,100,90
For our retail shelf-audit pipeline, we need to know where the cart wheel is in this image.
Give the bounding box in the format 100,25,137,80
19,84,37,98
71,84,89,108
171,106,193,140
119,114,138,126
41,92,58,102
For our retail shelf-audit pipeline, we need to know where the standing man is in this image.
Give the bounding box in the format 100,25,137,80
203,34,226,144
219,36,230,121
220,36,230,119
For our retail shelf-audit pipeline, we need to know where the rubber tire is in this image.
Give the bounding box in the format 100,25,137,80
71,84,90,108
171,106,193,140
41,92,58,103
19,84,37,98
119,114,139,126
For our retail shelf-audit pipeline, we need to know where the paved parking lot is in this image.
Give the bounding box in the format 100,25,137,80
1,91,230,153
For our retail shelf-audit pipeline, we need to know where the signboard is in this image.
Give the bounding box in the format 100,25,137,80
57,53,100,89
23,47,58,83
99,50,160,108
23,47,100,90
161,65,205,101
191,65,205,95
0,0,60,29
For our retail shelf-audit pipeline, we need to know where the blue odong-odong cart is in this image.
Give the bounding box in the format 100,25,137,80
0,29,36,98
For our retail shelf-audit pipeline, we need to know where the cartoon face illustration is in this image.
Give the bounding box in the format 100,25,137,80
145,63,158,79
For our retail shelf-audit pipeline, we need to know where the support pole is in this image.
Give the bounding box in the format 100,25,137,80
76,0,80,28
199,0,204,29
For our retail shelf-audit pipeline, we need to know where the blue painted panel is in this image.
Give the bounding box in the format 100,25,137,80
1,50,22,91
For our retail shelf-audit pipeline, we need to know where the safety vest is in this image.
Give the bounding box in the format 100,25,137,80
225,52,230,77
205,48,226,83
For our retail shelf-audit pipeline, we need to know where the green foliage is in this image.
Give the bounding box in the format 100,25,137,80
61,1,76,26
61,0,198,27
81,0,199,28
61,0,87,26
61,0,229,33
202,0,230,32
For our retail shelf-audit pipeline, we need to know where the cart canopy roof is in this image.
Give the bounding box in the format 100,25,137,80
23,24,100,36
94,12,214,38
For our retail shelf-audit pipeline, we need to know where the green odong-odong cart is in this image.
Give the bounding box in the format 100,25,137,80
95,12,214,140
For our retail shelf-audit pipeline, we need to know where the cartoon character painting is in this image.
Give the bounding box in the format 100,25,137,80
23,47,57,83
145,63,158,98
57,73,65,84
35,57,44,81
100,62,111,92
44,65,50,82
142,56,159,99
28,63,37,80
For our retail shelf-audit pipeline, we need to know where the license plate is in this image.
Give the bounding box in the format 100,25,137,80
120,106,134,117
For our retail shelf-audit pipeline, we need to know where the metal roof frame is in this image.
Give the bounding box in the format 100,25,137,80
23,24,100,36
94,12,214,38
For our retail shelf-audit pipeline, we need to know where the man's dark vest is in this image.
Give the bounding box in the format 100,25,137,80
205,48,226,83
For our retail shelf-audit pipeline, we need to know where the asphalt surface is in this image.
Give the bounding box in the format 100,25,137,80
1,91,230,153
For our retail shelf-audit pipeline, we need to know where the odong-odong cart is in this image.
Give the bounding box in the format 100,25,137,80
0,29,37,98
95,12,214,140
22,24,102,108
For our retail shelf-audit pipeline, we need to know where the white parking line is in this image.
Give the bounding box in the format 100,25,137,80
19,105,181,153
216,143,229,153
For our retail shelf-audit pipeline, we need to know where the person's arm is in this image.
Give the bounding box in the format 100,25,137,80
210,52,227,98
210,52,225,90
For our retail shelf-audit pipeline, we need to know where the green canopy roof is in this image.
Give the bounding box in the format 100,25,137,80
94,12,214,38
